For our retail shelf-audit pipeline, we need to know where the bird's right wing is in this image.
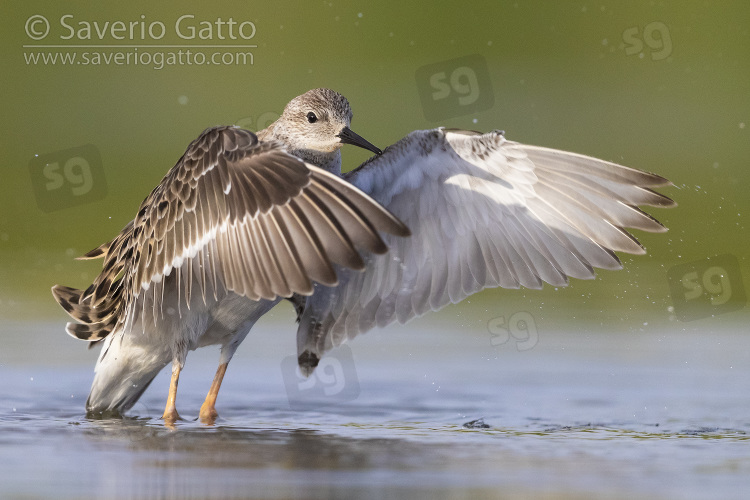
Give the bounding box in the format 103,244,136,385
295,128,675,370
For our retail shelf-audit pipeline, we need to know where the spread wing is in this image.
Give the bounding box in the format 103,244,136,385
295,128,675,372
52,126,408,341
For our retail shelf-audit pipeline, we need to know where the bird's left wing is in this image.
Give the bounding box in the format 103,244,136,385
52,126,408,342
295,128,675,372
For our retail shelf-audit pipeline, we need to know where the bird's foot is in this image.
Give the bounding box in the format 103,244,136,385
161,408,182,428
199,404,219,425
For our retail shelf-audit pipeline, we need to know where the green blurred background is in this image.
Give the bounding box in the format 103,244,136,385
1,1,748,334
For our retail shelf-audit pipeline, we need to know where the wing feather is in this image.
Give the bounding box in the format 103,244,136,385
53,126,408,341
295,128,674,365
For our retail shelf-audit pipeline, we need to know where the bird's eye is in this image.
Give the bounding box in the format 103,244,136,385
306,112,318,123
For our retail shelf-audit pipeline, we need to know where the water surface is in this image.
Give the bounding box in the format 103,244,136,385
1,321,748,499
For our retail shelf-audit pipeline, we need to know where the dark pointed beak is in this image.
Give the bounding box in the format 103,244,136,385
336,127,382,155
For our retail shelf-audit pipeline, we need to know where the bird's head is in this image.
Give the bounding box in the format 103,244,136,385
275,88,382,156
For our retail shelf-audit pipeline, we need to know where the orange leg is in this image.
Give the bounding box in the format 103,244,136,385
199,362,228,424
162,362,182,425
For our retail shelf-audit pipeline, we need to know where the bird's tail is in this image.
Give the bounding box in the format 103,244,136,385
52,222,136,345
85,330,171,416
51,284,121,346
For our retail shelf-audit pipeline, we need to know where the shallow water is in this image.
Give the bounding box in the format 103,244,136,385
1,320,749,499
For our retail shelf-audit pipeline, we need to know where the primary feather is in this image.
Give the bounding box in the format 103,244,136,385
294,128,674,373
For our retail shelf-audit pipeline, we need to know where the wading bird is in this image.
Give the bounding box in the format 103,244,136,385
53,88,674,424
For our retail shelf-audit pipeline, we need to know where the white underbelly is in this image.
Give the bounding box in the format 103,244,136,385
122,267,282,357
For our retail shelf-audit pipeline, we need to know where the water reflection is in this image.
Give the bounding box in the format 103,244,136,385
3,324,750,499
64,414,749,499
78,417,519,500
82,417,468,470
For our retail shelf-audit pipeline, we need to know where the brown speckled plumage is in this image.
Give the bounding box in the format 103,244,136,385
51,88,674,420
52,125,407,345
